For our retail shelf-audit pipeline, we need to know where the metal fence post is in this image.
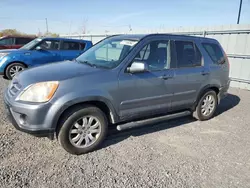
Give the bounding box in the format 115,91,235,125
203,30,206,37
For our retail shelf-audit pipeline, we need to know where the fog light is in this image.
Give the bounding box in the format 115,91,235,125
19,114,27,125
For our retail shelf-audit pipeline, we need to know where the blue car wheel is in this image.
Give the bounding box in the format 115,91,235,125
5,62,26,80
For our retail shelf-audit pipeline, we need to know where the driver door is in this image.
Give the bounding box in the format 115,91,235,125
117,38,174,121
31,39,62,66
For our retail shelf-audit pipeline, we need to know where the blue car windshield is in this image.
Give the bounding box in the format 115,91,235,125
76,37,138,69
20,38,42,50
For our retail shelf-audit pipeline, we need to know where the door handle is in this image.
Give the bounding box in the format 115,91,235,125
159,74,174,80
201,71,210,76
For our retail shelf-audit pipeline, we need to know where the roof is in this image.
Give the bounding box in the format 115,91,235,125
0,35,36,39
108,33,217,42
41,37,92,43
109,34,147,41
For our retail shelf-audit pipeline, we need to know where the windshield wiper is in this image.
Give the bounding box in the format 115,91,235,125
76,60,110,69
76,60,97,68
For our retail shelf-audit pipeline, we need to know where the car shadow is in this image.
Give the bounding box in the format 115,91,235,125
215,93,241,117
100,93,240,149
2,75,9,80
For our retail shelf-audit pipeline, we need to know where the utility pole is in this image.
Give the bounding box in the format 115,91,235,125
129,24,132,32
45,18,49,34
237,0,243,24
68,21,72,35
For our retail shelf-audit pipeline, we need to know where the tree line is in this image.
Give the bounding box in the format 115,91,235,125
0,29,59,37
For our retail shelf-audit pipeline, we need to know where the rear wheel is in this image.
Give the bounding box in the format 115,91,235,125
5,63,26,80
58,106,108,155
193,90,218,121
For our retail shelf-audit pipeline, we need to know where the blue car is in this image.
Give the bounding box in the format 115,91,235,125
0,37,93,79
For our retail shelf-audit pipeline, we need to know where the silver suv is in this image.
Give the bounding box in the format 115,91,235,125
4,34,230,155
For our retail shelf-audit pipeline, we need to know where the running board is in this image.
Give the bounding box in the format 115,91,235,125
116,110,191,131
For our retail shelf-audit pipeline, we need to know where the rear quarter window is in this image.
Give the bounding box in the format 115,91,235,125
80,43,86,50
202,43,224,64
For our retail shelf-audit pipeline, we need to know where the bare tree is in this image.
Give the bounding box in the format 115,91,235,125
79,18,88,34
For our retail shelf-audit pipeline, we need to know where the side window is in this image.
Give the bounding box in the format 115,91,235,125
175,41,202,68
80,43,86,50
37,40,60,50
0,38,14,45
133,40,169,71
134,45,150,61
202,43,224,64
61,41,80,50
15,38,33,45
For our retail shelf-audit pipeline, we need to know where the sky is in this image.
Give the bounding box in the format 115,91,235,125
0,0,250,35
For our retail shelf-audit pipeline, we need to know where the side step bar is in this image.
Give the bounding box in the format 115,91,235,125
116,110,191,131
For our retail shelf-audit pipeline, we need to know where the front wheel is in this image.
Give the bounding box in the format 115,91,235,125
58,106,108,155
193,90,218,121
5,63,26,80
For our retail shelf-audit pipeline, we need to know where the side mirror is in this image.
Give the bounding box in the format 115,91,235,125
35,46,42,50
110,43,117,48
127,61,148,73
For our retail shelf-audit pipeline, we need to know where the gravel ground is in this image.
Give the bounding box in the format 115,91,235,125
0,78,250,188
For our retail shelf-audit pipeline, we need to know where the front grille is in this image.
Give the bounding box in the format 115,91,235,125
8,80,22,97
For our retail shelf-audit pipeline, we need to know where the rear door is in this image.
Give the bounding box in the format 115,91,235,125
60,40,85,61
202,42,230,86
31,39,62,66
169,39,209,111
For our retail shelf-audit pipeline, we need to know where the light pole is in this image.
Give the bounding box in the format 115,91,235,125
237,0,243,24
45,18,49,33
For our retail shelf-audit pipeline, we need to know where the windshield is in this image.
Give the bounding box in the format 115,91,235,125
20,38,42,50
76,37,138,69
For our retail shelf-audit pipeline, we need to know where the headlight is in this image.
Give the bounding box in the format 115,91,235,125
17,81,59,102
0,53,9,58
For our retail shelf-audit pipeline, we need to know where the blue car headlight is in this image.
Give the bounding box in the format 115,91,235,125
0,53,9,58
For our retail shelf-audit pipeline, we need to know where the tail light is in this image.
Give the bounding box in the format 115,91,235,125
222,48,230,69
225,53,230,69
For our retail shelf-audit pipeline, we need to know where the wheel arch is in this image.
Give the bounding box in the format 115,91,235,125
54,98,119,134
4,61,28,76
193,84,220,110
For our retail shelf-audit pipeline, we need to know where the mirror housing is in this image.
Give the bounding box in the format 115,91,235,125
110,43,117,48
127,61,148,73
35,46,42,50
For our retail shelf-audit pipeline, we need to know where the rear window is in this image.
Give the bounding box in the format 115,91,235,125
202,43,224,64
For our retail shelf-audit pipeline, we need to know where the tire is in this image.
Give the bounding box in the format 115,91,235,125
58,105,108,155
5,62,26,80
193,90,218,121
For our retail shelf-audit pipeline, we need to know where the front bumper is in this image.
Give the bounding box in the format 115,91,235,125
4,90,55,138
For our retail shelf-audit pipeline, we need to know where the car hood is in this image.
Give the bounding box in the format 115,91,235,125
16,60,103,84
